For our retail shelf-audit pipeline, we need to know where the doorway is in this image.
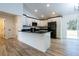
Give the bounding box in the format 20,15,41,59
67,19,78,39
0,17,4,39
0,17,5,46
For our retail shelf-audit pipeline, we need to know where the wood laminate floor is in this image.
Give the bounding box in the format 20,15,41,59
0,37,79,56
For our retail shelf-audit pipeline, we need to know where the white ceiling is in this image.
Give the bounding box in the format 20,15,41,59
23,3,79,19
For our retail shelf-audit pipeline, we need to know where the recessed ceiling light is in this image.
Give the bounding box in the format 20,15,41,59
34,9,38,12
41,15,44,18
46,4,50,7
52,12,55,15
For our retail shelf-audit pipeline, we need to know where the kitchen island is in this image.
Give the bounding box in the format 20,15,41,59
18,31,50,52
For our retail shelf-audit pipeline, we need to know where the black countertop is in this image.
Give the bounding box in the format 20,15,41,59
21,29,49,33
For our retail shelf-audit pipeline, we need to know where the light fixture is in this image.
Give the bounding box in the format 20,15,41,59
52,12,55,15
34,9,38,12
46,4,50,7
41,14,44,18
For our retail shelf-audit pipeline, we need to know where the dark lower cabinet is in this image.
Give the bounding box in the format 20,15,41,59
48,22,56,38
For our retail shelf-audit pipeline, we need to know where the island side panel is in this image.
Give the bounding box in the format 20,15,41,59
18,32,50,52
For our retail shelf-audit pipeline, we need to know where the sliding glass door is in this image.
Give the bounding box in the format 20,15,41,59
67,19,78,39
61,14,79,39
